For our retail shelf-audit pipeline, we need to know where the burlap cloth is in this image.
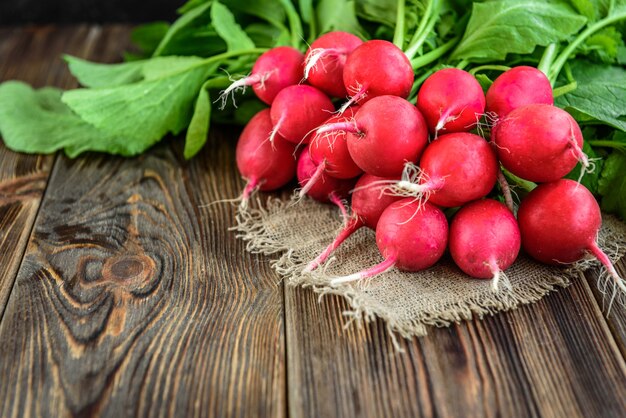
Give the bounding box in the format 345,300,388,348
235,196,626,346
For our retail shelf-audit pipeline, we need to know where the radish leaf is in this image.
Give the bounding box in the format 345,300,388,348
598,150,626,219
0,82,145,157
317,0,368,38
451,0,587,61
61,60,212,144
185,80,212,159
556,61,626,132
153,2,213,56
211,1,255,52
64,55,144,88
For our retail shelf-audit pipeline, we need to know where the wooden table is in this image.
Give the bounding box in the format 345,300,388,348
0,25,625,418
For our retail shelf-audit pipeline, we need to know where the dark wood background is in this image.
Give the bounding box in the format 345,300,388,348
0,0,183,24
0,24,625,418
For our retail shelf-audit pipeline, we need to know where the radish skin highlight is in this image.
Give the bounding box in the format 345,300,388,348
305,173,401,272
317,95,429,177
341,40,414,110
303,31,363,98
493,104,589,182
416,68,485,135
330,199,448,285
270,85,335,145
449,199,521,292
380,133,498,208
486,66,554,120
309,107,363,180
296,146,356,203
217,46,304,107
518,179,626,302
236,109,297,209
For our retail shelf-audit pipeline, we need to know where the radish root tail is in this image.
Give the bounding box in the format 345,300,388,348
348,163,443,207
587,240,626,315
240,178,261,211
338,81,368,114
200,177,260,212
315,120,359,137
475,111,499,138
434,107,466,137
568,120,591,181
304,217,362,273
329,192,350,225
268,115,285,149
390,162,444,203
488,257,511,293
216,72,263,110
299,160,326,199
303,48,342,79
330,254,397,286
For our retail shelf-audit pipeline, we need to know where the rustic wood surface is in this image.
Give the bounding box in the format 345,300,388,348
0,25,625,418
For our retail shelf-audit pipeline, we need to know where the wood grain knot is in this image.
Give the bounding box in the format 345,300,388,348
102,255,155,286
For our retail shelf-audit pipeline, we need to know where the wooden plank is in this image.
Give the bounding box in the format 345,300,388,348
0,127,286,416
584,259,626,356
0,25,115,318
286,275,626,418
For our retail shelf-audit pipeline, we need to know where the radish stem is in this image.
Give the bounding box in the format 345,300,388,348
548,10,626,84
496,169,515,213
404,0,440,61
468,65,510,76
537,43,557,76
552,81,577,98
393,0,407,49
411,36,460,70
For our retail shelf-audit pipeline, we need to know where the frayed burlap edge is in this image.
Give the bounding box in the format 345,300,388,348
234,197,626,348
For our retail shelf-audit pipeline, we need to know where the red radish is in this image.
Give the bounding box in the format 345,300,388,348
270,85,334,145
416,68,485,135
305,173,402,272
340,40,414,111
309,107,362,180
330,199,448,285
316,95,429,177
518,179,625,296
297,146,356,203
303,31,363,98
236,109,297,208
217,46,304,107
493,104,588,183
486,66,553,120
350,174,403,229
449,199,521,291
381,133,498,208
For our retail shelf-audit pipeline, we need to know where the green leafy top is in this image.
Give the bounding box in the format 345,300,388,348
0,81,138,157
450,0,587,61
211,1,256,52
555,61,626,131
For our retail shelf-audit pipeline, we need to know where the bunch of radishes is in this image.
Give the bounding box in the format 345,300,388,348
227,31,625,295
